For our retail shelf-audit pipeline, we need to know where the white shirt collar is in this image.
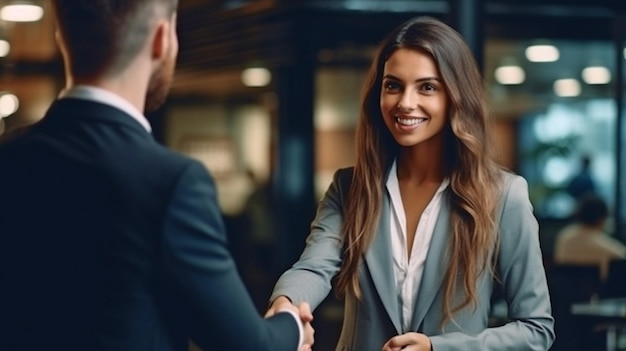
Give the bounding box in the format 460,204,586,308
59,85,152,133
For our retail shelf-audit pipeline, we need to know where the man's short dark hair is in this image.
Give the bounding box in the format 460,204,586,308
52,0,178,79
574,194,609,226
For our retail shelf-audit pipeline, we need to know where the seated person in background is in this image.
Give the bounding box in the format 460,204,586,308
554,194,626,280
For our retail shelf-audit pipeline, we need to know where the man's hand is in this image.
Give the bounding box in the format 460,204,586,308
266,296,315,351
381,332,432,351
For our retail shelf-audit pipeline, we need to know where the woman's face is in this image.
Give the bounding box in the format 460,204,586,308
380,48,449,150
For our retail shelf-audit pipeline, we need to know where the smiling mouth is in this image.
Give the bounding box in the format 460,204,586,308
395,117,427,126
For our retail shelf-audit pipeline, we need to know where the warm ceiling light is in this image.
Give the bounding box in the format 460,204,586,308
525,44,559,62
553,79,581,97
0,93,19,118
582,66,611,85
241,67,271,87
0,3,44,22
0,39,9,57
495,65,526,85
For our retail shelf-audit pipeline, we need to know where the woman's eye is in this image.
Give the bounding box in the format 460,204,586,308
384,81,401,91
421,83,436,91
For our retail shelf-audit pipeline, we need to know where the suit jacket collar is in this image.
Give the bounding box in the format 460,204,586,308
364,193,402,334
61,85,151,133
363,162,400,333
411,194,450,330
41,98,154,141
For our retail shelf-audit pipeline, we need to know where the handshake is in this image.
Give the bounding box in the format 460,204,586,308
265,296,433,351
265,296,315,351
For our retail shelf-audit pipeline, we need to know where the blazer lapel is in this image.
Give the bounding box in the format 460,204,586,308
364,194,402,334
410,194,451,331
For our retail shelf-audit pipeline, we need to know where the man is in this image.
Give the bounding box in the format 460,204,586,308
554,194,626,280
0,1,313,350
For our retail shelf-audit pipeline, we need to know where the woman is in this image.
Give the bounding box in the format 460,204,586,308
266,16,554,351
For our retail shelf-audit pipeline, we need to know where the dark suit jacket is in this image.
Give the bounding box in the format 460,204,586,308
0,98,299,351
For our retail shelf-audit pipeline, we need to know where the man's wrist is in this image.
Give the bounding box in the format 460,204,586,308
276,308,304,350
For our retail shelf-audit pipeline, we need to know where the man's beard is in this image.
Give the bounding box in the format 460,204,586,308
144,53,175,114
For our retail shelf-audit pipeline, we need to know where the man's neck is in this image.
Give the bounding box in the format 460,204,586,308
66,62,149,114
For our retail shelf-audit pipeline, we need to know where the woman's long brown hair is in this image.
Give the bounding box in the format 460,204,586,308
334,16,501,326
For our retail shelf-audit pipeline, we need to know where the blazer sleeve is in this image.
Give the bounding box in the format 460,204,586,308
270,168,351,310
161,161,301,351
430,175,555,351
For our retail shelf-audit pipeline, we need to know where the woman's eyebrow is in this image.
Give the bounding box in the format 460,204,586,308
382,74,441,83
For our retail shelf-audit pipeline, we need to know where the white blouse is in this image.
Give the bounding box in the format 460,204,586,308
385,160,449,332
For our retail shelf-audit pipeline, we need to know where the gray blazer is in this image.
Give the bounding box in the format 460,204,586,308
271,167,555,351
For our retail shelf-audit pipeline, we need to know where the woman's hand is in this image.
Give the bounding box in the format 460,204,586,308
381,332,432,351
265,295,294,318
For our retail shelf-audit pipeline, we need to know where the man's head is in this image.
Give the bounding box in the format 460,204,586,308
52,0,179,112
574,194,609,227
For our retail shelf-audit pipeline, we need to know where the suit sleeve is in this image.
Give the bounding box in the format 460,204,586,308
161,161,301,351
270,168,348,310
430,175,555,351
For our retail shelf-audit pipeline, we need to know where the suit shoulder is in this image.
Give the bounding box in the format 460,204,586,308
329,166,355,197
334,166,354,183
0,123,39,146
496,170,533,215
127,141,214,188
497,170,529,196
498,169,526,186
148,141,200,168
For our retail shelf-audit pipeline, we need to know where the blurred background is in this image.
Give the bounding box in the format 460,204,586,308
1,0,626,350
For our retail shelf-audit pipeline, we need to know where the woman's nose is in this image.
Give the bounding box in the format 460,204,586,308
397,91,416,111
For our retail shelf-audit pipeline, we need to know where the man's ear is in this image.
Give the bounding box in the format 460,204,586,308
151,20,170,61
